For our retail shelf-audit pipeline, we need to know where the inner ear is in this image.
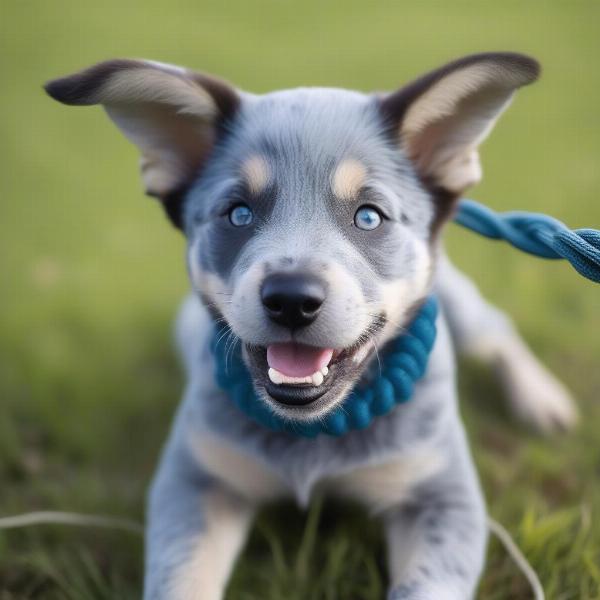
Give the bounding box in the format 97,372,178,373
45,59,240,228
379,52,539,199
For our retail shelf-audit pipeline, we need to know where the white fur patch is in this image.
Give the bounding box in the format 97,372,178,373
188,430,286,502
329,449,446,513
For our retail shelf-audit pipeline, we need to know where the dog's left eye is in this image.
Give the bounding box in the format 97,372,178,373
228,203,254,227
354,205,382,230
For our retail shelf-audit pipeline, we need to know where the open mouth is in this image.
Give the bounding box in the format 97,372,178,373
244,315,385,408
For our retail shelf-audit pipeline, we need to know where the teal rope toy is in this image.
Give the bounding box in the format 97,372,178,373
455,199,600,283
213,297,438,438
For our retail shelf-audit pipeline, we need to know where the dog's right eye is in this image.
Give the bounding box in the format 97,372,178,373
228,203,254,227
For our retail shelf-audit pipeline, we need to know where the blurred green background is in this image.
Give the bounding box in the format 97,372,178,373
1,1,599,598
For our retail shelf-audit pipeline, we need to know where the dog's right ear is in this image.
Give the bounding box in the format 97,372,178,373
45,59,240,227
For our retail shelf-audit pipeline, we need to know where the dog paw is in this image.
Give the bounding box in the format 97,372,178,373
496,339,578,434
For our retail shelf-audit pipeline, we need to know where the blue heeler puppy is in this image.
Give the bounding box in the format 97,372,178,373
46,52,577,599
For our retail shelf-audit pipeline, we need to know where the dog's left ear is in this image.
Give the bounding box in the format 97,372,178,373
45,59,239,227
380,52,539,196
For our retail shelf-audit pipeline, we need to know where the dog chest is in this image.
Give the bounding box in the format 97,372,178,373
324,449,447,512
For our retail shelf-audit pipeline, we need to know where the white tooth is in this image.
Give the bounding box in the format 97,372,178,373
281,374,304,385
321,366,329,376
268,368,284,385
269,368,327,387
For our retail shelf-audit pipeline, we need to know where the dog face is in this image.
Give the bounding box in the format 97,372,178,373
185,87,439,418
46,53,539,421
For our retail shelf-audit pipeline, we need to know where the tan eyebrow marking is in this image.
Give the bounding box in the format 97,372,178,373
241,155,270,195
331,159,367,200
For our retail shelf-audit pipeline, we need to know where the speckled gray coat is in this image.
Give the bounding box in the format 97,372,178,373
45,51,577,600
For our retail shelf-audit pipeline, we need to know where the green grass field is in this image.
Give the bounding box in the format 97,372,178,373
1,1,599,598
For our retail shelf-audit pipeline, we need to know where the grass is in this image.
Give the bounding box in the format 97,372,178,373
1,0,599,598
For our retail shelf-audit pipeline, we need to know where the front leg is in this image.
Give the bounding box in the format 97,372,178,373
436,253,577,433
144,436,255,600
385,429,487,600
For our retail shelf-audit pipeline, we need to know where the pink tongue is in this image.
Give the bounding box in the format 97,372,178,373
267,343,334,378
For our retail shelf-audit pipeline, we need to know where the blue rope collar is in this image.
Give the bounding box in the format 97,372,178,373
213,297,438,438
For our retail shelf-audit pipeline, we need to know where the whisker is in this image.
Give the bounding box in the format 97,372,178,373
224,329,240,374
215,325,232,349
369,335,382,377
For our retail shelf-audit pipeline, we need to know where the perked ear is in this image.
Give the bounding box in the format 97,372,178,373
380,52,540,195
44,59,239,225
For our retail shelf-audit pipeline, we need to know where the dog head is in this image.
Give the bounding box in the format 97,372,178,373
46,53,539,421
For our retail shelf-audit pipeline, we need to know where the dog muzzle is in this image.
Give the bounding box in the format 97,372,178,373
212,297,438,438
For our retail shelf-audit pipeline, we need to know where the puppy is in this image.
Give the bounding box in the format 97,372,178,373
46,53,577,599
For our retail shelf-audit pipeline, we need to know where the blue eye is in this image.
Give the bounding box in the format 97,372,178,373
228,204,253,227
354,205,382,230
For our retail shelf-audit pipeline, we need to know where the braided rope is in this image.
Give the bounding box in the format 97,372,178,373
455,199,600,283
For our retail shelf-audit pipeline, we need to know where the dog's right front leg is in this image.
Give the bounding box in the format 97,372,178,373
144,439,255,600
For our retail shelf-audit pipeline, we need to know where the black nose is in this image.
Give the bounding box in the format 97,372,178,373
261,273,326,329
